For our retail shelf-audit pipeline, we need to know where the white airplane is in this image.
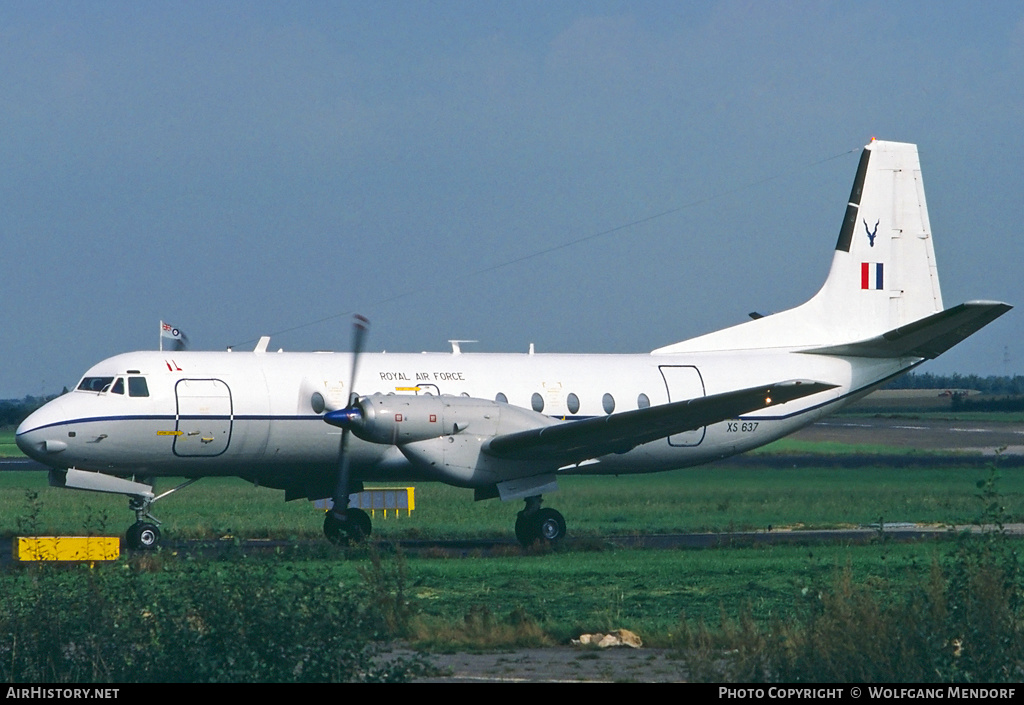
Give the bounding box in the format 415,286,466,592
16,140,1010,550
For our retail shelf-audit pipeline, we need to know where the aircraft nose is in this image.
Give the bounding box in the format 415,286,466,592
16,399,70,463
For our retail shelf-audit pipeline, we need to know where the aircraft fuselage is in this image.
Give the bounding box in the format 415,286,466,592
17,346,912,487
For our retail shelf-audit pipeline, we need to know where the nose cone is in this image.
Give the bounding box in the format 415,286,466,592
16,399,70,465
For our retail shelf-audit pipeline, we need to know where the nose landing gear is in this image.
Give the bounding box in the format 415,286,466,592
49,469,203,551
123,478,200,550
126,520,161,550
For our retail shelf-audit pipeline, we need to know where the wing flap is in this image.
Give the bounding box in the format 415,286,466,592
482,379,836,464
801,301,1011,359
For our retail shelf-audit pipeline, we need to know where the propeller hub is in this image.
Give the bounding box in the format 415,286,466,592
324,406,362,429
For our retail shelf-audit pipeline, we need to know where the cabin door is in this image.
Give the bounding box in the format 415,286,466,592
173,378,233,457
658,366,706,447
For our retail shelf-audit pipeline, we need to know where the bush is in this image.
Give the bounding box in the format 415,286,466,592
0,556,429,683
676,466,1024,682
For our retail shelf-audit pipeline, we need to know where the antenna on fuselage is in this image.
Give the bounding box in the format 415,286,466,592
449,340,478,355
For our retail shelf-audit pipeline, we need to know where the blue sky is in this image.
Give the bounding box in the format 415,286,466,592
2,1,1022,398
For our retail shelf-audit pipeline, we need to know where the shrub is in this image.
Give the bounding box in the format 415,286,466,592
0,557,429,682
676,465,1024,682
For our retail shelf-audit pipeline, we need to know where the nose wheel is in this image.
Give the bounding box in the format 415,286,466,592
515,496,566,547
126,521,161,550
122,477,199,551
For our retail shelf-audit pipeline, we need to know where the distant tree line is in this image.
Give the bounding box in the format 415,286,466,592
884,372,1024,396
883,373,1024,413
0,393,64,427
949,394,1024,413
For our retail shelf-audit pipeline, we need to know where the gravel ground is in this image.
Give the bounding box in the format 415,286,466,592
410,646,687,683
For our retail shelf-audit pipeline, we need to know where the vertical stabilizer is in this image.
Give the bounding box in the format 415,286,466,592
815,139,943,334
654,140,947,354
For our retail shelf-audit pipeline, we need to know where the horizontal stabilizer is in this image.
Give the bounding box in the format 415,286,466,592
483,379,836,465
801,301,1011,359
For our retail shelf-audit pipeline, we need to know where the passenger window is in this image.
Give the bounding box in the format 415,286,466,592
128,377,150,397
566,393,580,414
495,392,508,403
111,378,125,395
531,393,544,413
602,393,615,415
637,393,650,409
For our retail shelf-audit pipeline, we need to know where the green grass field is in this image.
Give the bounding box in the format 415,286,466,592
0,429,21,458
6,413,1024,661
3,463,1022,540
395,540,958,647
3,460,1021,668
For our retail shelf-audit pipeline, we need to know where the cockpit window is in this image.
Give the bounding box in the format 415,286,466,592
128,377,149,397
111,378,125,395
78,377,115,393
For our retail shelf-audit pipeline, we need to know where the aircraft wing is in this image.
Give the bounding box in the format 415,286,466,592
482,379,836,465
801,301,1011,359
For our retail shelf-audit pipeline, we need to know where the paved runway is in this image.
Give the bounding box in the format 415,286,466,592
792,415,1024,454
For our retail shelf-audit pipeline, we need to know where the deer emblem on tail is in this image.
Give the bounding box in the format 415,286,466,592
863,219,879,247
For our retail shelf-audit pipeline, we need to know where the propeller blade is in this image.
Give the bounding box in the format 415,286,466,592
327,314,370,532
330,427,353,517
348,314,369,405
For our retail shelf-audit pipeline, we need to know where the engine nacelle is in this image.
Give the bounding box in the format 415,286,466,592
344,394,503,445
390,397,563,488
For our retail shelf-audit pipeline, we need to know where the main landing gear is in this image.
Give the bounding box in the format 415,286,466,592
515,495,567,547
323,506,372,544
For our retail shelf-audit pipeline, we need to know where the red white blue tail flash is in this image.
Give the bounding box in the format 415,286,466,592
861,262,884,290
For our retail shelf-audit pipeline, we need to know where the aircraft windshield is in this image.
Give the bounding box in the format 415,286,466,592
76,375,149,396
128,377,149,397
77,377,115,393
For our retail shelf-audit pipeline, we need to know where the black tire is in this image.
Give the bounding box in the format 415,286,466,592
323,511,345,544
534,508,566,543
515,511,536,547
126,522,161,550
347,507,372,540
323,508,372,545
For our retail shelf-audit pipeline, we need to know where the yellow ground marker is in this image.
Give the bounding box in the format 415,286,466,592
15,536,120,561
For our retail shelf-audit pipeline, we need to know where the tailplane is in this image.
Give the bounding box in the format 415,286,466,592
654,140,1009,356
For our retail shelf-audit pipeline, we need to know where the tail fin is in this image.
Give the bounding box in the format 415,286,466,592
654,139,1006,355
813,139,943,335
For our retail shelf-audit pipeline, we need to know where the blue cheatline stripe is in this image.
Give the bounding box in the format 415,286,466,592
19,364,922,440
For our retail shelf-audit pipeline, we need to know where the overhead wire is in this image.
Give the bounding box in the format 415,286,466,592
227,145,860,350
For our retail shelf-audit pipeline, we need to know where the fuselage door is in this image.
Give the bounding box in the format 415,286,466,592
659,365,706,447
174,378,233,457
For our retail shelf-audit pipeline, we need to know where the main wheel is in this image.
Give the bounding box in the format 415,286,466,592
534,508,566,543
126,522,161,550
323,507,372,544
515,511,536,546
348,507,372,539
515,508,566,547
